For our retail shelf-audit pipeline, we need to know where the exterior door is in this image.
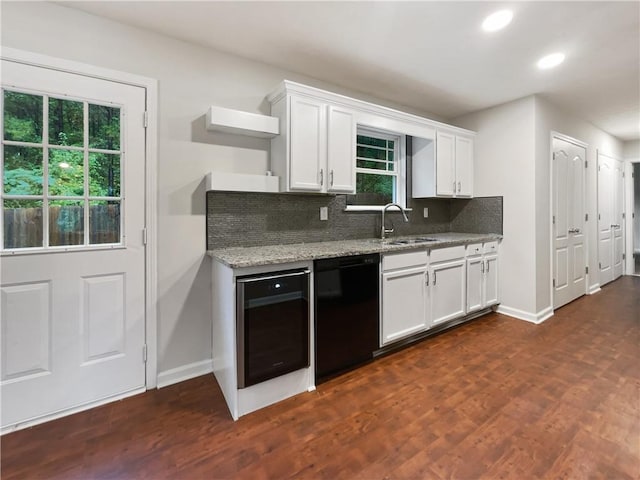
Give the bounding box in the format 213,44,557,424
598,152,624,286
1,60,147,429
552,137,586,309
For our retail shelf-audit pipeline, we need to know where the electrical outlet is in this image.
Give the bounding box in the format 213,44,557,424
320,206,328,221
423,207,429,218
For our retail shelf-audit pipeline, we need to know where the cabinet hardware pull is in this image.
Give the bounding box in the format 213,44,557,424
458,181,461,192
330,169,334,186
433,271,437,285
486,260,490,273
320,168,324,186
481,261,485,273
453,181,456,193
611,224,620,229
425,271,429,286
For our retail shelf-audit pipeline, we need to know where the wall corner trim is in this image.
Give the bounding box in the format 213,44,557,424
157,359,213,389
496,305,553,324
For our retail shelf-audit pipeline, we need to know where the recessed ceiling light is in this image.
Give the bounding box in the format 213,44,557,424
537,52,566,69
482,10,513,32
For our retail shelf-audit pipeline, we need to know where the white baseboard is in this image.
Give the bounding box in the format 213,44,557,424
496,305,553,324
588,283,601,295
157,359,213,389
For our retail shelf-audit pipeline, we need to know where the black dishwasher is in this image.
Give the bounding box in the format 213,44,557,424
314,254,379,382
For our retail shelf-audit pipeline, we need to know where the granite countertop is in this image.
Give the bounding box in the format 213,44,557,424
207,232,502,268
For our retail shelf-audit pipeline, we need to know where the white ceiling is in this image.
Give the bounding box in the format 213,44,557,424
65,1,640,141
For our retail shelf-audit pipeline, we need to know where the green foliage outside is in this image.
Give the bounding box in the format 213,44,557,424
3,90,121,202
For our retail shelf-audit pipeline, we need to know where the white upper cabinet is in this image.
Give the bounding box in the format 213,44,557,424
412,130,474,198
326,105,356,193
289,95,326,191
270,93,355,194
268,81,475,195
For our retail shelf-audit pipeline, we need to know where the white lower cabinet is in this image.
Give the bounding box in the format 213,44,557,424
429,258,466,325
381,250,429,345
466,242,500,313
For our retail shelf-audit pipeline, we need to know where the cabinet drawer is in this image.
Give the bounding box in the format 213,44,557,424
430,245,466,263
382,250,428,271
466,243,483,256
484,241,499,254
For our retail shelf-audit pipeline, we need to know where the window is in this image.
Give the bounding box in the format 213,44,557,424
1,89,123,251
346,127,406,210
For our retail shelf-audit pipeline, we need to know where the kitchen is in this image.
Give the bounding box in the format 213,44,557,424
1,1,639,478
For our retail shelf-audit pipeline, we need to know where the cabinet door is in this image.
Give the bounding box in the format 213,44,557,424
466,257,483,313
484,254,499,306
455,136,473,197
436,131,455,196
327,106,356,193
381,267,428,345
430,259,466,325
289,95,325,191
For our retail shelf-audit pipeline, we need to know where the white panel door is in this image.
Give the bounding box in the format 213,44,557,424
435,131,455,197
598,153,625,285
289,95,325,192
326,105,355,194
1,60,146,429
553,137,586,309
612,158,625,279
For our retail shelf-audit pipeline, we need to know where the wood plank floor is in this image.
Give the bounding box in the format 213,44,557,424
2,276,639,479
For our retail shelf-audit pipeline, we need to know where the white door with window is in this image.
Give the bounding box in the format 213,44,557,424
1,60,147,429
598,152,625,286
552,137,586,309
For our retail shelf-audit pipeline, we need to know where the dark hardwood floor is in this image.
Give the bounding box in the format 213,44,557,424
2,276,639,479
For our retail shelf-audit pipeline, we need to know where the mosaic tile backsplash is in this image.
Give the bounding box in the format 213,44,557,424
206,192,502,249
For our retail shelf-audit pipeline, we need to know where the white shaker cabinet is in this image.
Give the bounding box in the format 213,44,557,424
270,93,356,194
429,246,466,325
412,131,474,198
381,250,429,345
466,242,500,314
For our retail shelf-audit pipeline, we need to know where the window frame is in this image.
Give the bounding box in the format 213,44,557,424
1,86,126,254
345,126,407,212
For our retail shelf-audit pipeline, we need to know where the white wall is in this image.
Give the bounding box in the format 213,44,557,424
1,2,444,381
534,97,623,304
453,97,539,319
623,140,640,159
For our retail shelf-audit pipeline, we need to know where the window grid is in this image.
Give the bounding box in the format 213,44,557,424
1,88,124,252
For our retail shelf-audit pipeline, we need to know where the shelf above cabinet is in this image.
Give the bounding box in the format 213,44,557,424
206,106,279,138
205,172,280,193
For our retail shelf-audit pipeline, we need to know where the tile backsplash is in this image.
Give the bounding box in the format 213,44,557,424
206,192,502,249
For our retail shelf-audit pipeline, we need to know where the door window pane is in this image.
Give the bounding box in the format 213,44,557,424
49,200,84,246
89,153,120,197
49,98,83,147
3,91,43,143
89,201,120,244
48,149,84,196
3,145,43,195
3,200,43,248
89,104,120,150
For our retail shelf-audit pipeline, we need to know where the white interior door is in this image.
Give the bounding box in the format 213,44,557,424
552,137,586,309
598,152,624,286
612,158,625,279
1,60,147,429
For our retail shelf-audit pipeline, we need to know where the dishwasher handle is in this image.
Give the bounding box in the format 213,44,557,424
237,270,310,283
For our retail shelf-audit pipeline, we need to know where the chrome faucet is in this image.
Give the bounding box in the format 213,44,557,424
381,203,409,240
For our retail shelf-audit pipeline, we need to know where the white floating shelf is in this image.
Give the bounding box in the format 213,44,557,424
206,105,279,138
206,172,280,193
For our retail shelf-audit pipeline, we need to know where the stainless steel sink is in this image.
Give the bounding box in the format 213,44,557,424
385,237,438,246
